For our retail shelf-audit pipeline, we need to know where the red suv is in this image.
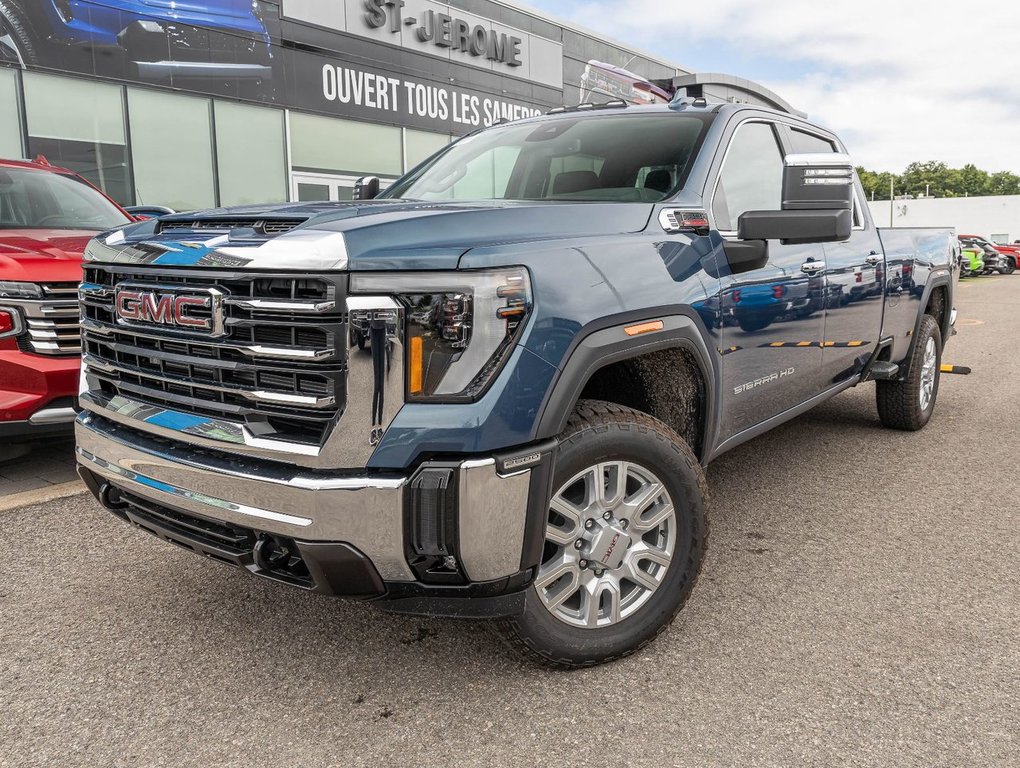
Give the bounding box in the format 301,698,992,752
0,158,132,440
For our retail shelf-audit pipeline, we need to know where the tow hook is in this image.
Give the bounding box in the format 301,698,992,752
99,483,128,510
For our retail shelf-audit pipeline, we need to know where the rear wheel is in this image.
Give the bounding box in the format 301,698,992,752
0,1,38,67
497,400,708,668
876,314,942,431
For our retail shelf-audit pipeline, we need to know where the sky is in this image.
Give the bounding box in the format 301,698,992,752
524,0,1020,174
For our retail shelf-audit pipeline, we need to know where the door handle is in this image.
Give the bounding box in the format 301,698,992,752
865,253,883,265
801,261,826,274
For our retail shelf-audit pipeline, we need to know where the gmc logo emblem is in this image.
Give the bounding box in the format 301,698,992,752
115,287,221,334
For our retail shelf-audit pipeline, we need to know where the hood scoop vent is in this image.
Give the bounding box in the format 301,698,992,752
158,218,307,239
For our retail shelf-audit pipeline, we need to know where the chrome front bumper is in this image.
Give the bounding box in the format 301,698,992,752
76,412,535,585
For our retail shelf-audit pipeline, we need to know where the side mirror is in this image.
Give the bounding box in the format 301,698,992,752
782,153,854,211
736,153,854,245
353,176,380,201
738,209,853,245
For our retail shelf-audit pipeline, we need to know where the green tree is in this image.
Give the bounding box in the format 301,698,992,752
988,171,1020,196
856,167,897,200
955,164,991,197
900,161,953,198
857,162,1020,199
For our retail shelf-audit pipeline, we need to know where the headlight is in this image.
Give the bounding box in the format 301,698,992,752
350,268,532,402
0,281,42,299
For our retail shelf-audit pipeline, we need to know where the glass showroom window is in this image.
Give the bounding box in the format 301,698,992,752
0,68,23,159
129,88,216,212
22,72,132,204
214,101,287,206
404,129,450,172
290,112,402,177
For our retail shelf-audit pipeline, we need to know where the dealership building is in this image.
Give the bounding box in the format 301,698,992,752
0,0,797,211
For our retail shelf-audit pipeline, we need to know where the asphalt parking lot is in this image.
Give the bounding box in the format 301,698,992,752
1,276,1017,768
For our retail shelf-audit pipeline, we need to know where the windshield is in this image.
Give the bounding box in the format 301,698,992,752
0,167,130,230
384,112,713,203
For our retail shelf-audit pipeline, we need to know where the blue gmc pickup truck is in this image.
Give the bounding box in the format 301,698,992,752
74,100,958,668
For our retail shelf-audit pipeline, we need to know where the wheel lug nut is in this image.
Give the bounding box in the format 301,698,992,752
603,511,612,521
574,539,584,550
579,559,588,569
585,519,595,529
620,519,629,529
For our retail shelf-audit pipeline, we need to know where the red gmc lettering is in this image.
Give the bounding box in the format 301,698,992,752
116,290,211,331
173,296,210,328
601,532,621,563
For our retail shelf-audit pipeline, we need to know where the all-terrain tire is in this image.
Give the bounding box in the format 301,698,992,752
0,1,39,67
876,314,942,431
496,400,708,669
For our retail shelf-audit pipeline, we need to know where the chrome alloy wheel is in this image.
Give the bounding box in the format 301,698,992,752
535,461,677,629
919,336,937,411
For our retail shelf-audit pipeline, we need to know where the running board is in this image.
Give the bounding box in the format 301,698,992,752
866,361,900,380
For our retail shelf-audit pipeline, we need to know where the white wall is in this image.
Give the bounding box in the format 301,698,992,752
867,195,1020,242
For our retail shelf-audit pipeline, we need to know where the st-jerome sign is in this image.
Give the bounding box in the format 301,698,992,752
364,0,523,67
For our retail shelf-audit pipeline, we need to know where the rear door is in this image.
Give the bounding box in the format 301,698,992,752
710,119,828,441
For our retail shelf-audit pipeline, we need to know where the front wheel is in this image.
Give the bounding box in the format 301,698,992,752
999,257,1016,275
876,314,942,431
497,400,708,668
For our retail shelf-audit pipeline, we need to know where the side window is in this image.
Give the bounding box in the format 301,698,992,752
712,122,783,232
791,127,864,228
789,128,837,154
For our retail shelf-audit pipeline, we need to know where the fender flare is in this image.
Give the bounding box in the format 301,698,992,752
912,272,954,349
532,308,719,461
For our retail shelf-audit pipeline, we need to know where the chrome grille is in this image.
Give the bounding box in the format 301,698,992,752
80,266,347,445
10,283,82,356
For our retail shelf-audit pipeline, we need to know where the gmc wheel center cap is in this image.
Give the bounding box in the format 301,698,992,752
587,523,633,571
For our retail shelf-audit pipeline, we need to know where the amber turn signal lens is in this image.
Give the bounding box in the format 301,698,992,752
624,320,664,337
409,335,424,395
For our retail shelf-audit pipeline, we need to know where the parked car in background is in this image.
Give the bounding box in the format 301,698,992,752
959,236,1012,275
0,156,132,440
959,244,985,277
0,0,271,83
958,234,1018,274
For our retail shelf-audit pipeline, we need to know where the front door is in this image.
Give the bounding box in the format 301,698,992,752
711,120,828,441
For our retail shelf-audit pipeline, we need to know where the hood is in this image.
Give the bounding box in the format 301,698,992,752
115,200,657,271
0,229,91,282
140,0,253,19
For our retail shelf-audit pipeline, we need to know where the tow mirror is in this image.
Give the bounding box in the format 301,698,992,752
354,176,380,201
736,153,854,246
782,153,854,212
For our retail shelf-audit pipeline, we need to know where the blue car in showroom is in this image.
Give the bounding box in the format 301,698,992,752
0,0,271,82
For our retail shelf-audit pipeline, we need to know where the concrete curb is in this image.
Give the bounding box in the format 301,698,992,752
0,481,86,513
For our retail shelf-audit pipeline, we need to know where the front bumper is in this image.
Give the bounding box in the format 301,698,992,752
0,348,79,438
76,413,553,615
